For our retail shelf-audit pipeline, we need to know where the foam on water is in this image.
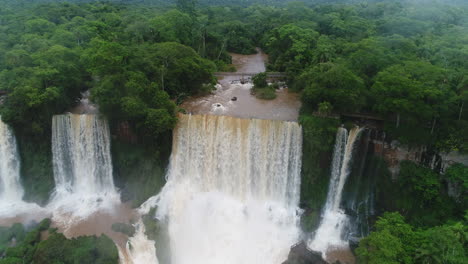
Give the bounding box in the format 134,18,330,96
309,127,363,256
0,117,45,219
143,114,303,264
48,114,119,226
119,220,159,264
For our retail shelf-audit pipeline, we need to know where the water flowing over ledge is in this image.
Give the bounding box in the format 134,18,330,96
309,127,363,259
49,114,120,226
0,117,45,219
141,114,303,264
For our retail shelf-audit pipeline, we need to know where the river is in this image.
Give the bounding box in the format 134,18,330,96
181,49,301,121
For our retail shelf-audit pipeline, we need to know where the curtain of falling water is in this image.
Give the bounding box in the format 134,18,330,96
143,114,303,264
309,127,363,256
0,117,23,203
50,114,119,223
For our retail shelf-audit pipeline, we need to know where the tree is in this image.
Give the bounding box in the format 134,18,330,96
149,10,192,45
176,0,198,17
265,24,319,73
356,212,418,264
371,61,446,133
346,37,397,81
300,62,365,112
252,72,268,88
416,223,467,264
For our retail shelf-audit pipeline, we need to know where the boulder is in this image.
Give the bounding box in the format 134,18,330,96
282,241,327,264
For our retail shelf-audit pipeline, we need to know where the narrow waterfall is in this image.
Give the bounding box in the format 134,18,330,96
309,127,363,256
343,130,377,239
0,118,23,202
0,117,45,218
144,114,303,264
0,118,25,216
49,114,119,223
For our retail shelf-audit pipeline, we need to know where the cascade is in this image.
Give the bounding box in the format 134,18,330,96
0,117,45,218
309,126,363,256
342,130,377,238
49,113,119,223
143,114,303,264
119,220,159,264
0,118,23,203
0,117,33,217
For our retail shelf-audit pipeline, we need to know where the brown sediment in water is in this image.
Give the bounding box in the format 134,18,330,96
181,49,301,121
52,202,137,248
0,211,51,227
231,48,268,73
326,247,356,264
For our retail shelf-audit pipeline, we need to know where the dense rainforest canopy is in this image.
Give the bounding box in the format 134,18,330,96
0,0,467,263
0,0,467,150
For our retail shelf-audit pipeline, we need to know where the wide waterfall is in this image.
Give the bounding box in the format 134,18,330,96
309,126,362,256
49,114,119,223
143,114,303,264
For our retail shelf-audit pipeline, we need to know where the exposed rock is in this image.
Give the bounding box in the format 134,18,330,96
111,222,135,237
282,241,327,264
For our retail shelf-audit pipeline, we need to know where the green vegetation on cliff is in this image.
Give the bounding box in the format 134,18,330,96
299,115,339,231
112,139,170,207
0,219,118,264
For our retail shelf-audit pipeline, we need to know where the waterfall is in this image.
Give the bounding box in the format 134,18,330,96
0,118,23,202
49,113,119,224
0,117,45,218
309,126,363,256
119,220,159,264
143,114,303,264
0,117,25,216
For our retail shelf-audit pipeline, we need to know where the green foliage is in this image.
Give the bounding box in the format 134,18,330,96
265,23,319,73
299,63,365,112
16,135,54,205
252,72,268,89
33,233,118,264
444,163,468,206
251,72,276,100
378,161,464,228
111,223,135,237
416,223,467,264
253,87,276,100
399,161,441,203
112,140,169,207
0,219,117,264
356,212,418,264
356,212,467,264
317,101,333,116
299,114,339,231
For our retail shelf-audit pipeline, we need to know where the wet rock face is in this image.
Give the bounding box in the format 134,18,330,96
282,241,327,264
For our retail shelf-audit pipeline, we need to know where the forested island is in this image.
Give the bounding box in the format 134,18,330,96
0,0,467,263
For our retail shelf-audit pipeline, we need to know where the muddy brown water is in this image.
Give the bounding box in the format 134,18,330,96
326,247,356,264
52,202,137,248
181,49,301,121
